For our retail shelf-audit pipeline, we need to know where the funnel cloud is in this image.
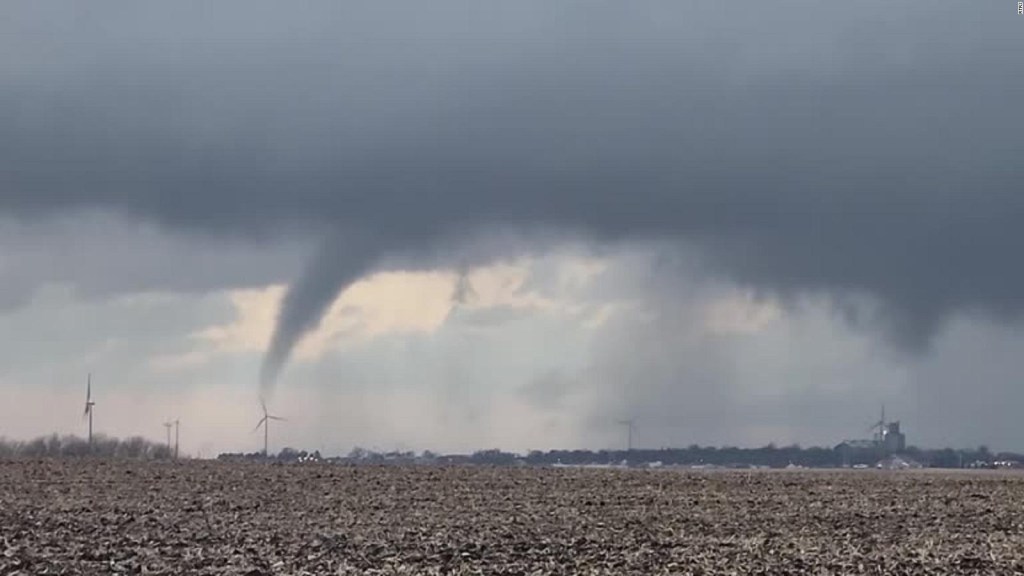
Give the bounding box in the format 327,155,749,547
259,231,381,394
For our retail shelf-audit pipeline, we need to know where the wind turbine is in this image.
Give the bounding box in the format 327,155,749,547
253,398,285,458
83,374,95,449
867,404,888,458
173,419,180,460
868,404,887,443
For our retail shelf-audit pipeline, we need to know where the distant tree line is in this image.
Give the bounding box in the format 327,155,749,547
216,447,323,463
215,444,1024,469
0,434,172,459
301,445,1023,469
507,444,1024,469
8,435,1021,468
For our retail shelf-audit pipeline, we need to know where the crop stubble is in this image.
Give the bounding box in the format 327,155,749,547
1,461,1023,575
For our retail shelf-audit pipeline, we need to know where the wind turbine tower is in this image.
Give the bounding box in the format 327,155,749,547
83,374,96,449
869,404,887,442
253,399,285,458
164,419,180,459
163,421,173,453
868,404,888,458
617,418,636,452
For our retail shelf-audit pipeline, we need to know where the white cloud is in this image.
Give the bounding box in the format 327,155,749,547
161,256,599,372
703,292,781,335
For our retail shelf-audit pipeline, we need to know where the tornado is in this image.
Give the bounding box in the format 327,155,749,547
259,232,378,396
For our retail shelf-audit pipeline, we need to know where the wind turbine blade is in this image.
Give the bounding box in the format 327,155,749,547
267,415,285,421
252,416,267,433
86,374,91,402
260,396,267,415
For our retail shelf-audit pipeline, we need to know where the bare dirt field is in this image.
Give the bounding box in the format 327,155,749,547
2,461,1023,575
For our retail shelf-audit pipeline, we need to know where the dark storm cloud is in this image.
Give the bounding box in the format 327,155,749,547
1,1,1022,379
0,215,305,317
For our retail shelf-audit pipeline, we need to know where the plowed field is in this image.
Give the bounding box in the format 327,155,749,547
2,461,1023,575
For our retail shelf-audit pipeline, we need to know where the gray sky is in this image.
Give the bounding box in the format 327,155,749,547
1,1,1023,456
